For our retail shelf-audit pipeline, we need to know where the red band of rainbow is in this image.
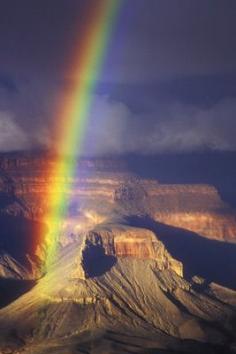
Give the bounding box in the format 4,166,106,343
43,0,122,272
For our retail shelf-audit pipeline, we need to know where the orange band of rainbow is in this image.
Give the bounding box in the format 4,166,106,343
43,0,122,272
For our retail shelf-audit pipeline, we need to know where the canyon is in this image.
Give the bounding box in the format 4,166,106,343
0,153,236,353
1,154,236,242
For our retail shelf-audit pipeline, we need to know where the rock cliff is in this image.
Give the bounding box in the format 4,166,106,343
82,224,183,277
1,155,236,244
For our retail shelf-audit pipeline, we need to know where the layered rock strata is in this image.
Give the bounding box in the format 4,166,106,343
81,224,183,277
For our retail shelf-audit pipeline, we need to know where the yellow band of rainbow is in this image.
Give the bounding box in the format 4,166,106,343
43,0,122,272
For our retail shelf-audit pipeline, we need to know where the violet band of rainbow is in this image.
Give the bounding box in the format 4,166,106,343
43,0,122,272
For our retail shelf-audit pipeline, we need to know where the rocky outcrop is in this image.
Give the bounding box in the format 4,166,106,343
155,211,236,242
83,224,183,277
150,185,236,242
0,253,30,279
150,184,224,211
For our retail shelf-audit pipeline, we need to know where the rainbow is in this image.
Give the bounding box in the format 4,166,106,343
43,0,122,272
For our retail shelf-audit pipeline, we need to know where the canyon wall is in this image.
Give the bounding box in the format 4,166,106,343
0,155,236,248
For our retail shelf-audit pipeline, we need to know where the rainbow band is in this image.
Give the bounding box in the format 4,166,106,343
44,0,122,272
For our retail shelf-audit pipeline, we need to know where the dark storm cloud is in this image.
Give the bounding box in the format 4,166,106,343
0,0,236,153
1,0,236,80
104,0,236,82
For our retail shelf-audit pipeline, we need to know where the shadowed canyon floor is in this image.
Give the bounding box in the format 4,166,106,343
0,153,236,353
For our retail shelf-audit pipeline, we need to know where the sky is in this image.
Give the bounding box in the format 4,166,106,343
0,0,236,155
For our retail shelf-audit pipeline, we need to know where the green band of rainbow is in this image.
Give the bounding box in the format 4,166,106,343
44,0,122,272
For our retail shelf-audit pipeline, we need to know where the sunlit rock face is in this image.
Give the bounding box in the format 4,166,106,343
82,225,183,277
155,211,236,242
151,185,236,242
0,253,30,279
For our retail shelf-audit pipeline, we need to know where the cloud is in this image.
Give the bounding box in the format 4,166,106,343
102,0,236,83
82,95,130,155
80,96,236,155
1,1,236,85
151,99,236,152
0,112,30,151
1,95,236,156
